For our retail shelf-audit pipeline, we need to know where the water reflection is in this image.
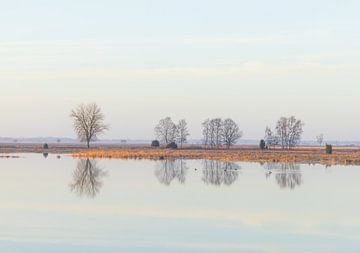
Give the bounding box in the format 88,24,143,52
202,160,240,186
155,159,189,185
69,159,107,198
263,163,303,190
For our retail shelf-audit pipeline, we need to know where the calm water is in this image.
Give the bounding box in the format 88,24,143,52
0,154,359,253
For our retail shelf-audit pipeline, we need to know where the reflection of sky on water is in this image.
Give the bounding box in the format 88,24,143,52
0,154,359,253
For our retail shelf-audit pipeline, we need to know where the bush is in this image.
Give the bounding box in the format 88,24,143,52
151,140,160,147
325,144,332,154
166,142,178,149
259,139,266,150
43,143,49,149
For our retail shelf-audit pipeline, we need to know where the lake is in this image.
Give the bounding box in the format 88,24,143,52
0,153,359,253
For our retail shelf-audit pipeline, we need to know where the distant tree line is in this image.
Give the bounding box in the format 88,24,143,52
69,103,306,151
154,117,242,149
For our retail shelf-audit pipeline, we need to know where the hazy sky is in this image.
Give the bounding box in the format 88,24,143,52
1,0,360,140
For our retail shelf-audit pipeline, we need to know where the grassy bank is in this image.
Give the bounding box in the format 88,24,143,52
72,147,360,165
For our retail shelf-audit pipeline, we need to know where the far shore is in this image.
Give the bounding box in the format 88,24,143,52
0,143,358,165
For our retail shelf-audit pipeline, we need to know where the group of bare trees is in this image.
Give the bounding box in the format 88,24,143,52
202,118,242,149
69,103,305,151
154,117,190,147
264,116,304,149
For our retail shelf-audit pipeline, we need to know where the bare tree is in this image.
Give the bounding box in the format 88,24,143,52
264,126,279,149
70,103,108,148
202,119,211,148
209,118,223,148
275,116,304,149
316,134,324,146
222,118,242,149
176,119,189,148
155,117,177,145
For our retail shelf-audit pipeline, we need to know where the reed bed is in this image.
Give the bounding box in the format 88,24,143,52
72,148,360,165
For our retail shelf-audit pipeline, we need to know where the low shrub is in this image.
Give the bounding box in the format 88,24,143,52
325,144,332,154
166,142,178,149
259,139,266,150
151,140,160,147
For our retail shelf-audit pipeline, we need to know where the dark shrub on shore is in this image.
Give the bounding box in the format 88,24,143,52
326,144,333,154
151,140,160,147
43,143,49,149
166,142,178,149
259,139,266,150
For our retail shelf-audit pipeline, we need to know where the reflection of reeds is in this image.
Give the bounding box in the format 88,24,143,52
72,149,360,165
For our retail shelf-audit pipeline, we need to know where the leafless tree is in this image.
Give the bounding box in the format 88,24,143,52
176,119,189,148
316,134,324,146
155,117,177,145
275,116,304,149
222,118,242,149
70,103,108,148
210,118,223,148
69,159,107,198
202,119,211,148
264,126,279,149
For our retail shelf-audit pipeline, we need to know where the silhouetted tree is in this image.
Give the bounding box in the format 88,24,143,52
210,118,223,148
70,103,109,148
222,118,242,149
202,119,211,148
176,119,189,148
275,116,304,149
316,134,324,146
155,117,177,145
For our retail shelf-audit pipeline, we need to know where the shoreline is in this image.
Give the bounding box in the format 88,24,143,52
71,147,360,166
1,144,360,165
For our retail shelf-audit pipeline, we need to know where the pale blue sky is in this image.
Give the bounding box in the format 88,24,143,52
1,0,359,140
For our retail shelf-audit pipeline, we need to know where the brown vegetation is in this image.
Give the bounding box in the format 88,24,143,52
72,147,360,165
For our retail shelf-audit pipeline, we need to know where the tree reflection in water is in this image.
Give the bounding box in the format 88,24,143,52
155,159,189,185
202,160,240,186
70,159,107,198
264,163,303,190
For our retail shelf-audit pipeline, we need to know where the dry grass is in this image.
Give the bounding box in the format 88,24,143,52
72,147,360,165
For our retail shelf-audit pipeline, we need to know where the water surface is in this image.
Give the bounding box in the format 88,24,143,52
0,154,359,253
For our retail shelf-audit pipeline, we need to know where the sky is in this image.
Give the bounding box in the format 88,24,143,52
1,0,360,141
